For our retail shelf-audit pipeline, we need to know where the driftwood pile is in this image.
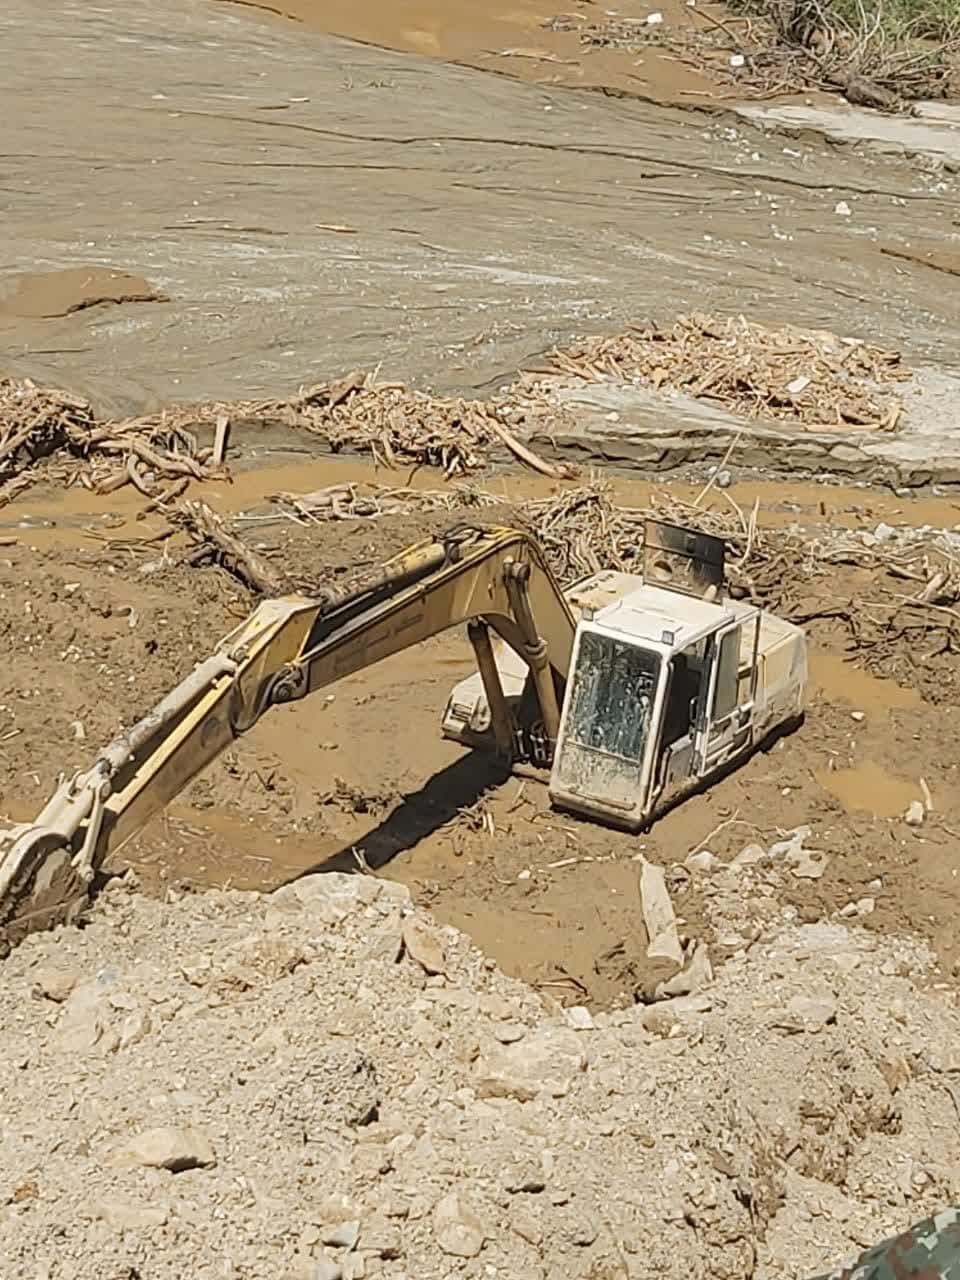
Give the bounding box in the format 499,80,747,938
257,478,959,601
240,477,960,701
0,371,577,509
0,315,911,511
547,7,958,107
539,314,907,430
0,377,229,512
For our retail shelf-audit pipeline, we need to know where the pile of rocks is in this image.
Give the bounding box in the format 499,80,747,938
1,868,958,1280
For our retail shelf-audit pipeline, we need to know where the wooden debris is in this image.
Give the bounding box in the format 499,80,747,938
172,500,285,595
212,415,230,466
536,313,907,431
486,419,577,480
0,313,911,510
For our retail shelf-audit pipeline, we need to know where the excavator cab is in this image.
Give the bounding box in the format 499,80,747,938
444,523,805,833
549,625,662,822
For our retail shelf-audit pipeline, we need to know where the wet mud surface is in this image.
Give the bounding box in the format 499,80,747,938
214,0,728,103
2,456,960,1006
2,0,959,421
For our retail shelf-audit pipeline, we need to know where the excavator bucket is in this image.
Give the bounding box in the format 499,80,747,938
0,827,90,955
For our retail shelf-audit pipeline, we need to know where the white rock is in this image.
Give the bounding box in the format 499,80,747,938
321,1221,360,1249
904,800,925,827
272,872,399,924
780,994,837,1031
654,940,713,1000
834,200,852,216
113,1126,216,1172
475,1026,586,1101
685,849,723,873
94,1195,168,1231
731,842,766,868
31,967,77,1004
433,1192,486,1258
311,1258,343,1280
850,711,866,722
565,1005,594,1031
491,1022,526,1044
401,917,447,976
118,1009,151,1050
55,981,111,1053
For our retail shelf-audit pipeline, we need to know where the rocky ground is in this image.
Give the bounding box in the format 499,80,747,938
2,857,959,1280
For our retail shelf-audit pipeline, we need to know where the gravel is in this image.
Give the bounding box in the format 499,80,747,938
1,869,959,1280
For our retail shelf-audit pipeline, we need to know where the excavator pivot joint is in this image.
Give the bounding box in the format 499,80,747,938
270,663,308,706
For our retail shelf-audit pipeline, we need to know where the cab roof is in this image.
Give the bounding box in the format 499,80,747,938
568,570,750,653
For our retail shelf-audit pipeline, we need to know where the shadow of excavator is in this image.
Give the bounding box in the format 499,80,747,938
284,749,511,882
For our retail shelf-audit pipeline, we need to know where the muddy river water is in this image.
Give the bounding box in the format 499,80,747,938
2,0,959,418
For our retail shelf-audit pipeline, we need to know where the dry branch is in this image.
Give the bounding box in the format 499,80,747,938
172,499,285,595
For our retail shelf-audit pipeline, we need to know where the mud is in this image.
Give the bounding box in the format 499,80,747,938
816,761,923,818
4,0,960,1010
214,0,727,104
0,268,167,320
2,0,958,422
3,457,960,1005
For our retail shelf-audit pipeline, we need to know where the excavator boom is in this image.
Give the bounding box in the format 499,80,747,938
0,524,575,951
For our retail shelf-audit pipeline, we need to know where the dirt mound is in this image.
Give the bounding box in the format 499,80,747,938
0,870,956,1280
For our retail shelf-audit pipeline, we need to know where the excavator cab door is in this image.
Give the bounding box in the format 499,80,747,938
694,622,754,777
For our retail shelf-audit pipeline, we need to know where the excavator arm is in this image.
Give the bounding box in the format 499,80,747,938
0,524,576,950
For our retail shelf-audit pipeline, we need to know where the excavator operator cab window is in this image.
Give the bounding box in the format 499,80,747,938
662,638,707,747
553,629,662,808
712,625,741,722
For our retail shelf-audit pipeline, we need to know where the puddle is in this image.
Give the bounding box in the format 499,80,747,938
809,652,922,713
9,448,960,555
816,760,921,817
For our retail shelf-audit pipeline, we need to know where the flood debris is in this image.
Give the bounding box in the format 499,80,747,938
639,856,713,1000
172,499,285,596
538,313,907,429
0,314,913,510
904,799,926,827
550,6,959,109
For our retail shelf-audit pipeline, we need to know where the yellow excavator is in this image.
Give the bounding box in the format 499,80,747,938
0,520,806,950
